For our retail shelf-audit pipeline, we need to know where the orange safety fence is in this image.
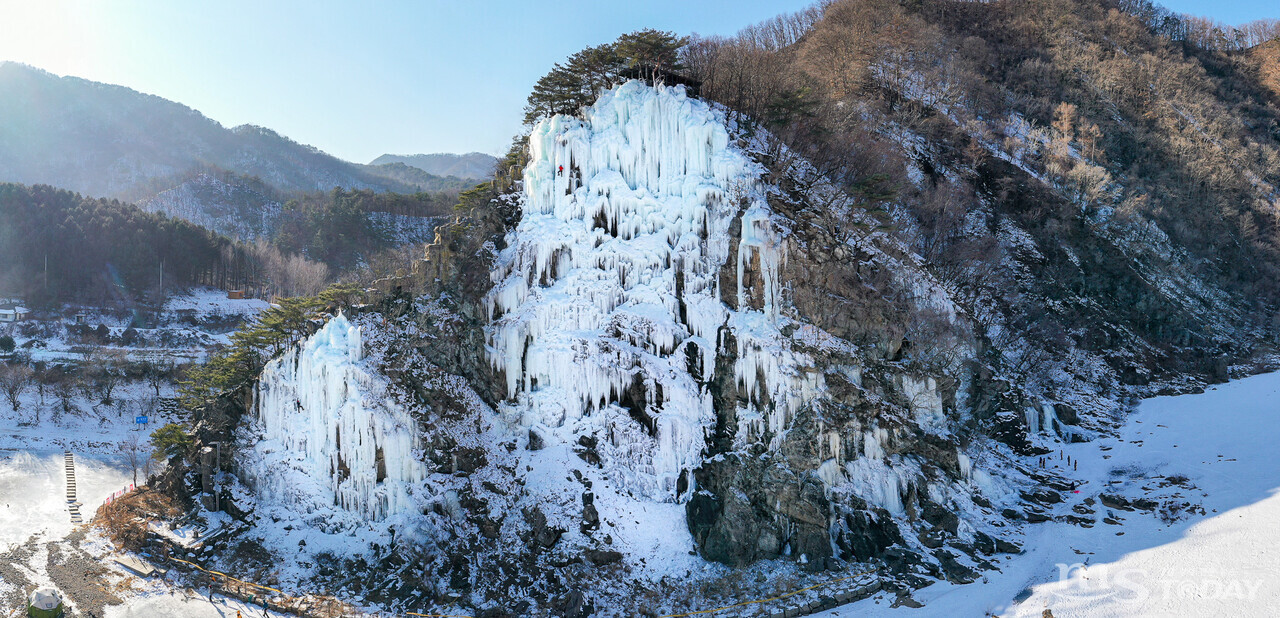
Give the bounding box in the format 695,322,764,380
169,556,283,596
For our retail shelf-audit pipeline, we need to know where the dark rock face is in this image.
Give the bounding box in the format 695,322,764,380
687,452,831,571
974,531,1021,555
1053,403,1080,426
834,499,905,562
584,549,622,565
454,448,488,474
553,589,593,618
935,550,979,584
525,507,564,549
1021,489,1064,506
920,500,960,535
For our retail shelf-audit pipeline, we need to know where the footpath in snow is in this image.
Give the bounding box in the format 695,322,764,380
820,369,1280,617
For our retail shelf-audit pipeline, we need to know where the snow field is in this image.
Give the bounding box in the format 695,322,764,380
820,369,1280,617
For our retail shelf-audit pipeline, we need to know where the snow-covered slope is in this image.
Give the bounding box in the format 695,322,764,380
822,368,1280,617
139,172,281,240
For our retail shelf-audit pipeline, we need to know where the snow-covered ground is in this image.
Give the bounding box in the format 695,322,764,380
0,297,244,617
0,375,288,618
0,379,178,553
0,451,132,551
822,369,1280,617
104,585,292,618
161,288,270,321
0,288,268,365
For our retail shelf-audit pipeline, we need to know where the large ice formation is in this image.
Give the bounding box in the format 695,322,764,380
486,81,822,502
243,314,425,521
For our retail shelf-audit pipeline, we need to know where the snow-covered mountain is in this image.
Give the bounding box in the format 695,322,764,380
137,170,282,240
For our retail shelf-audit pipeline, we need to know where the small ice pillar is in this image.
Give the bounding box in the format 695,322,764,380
1042,402,1060,437
957,450,972,481
1024,407,1041,435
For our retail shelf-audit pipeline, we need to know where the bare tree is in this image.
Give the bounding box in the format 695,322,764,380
0,363,33,415
286,254,330,297
33,363,50,405
247,239,331,298
122,432,143,487
53,373,78,421
141,360,173,398
82,349,127,408
796,0,911,99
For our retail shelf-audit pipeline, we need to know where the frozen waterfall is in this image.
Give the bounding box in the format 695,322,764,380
242,314,425,522
486,81,815,502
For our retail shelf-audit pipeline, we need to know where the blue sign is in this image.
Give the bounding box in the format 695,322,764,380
135,416,148,424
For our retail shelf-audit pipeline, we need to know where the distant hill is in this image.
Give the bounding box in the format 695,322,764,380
363,162,479,192
136,168,451,268
137,168,283,240
369,152,498,180
0,62,416,200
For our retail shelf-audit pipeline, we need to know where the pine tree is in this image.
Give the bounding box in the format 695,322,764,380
615,29,687,82
524,31,689,124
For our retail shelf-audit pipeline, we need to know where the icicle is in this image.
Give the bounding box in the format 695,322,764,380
903,375,947,434
245,315,425,522
482,81,763,502
483,81,816,503
957,450,972,481
1043,402,1061,438
1024,407,1041,435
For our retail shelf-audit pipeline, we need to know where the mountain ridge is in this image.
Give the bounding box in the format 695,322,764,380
0,62,449,201
369,151,499,180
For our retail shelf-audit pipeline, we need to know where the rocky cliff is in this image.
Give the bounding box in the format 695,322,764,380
188,76,1271,616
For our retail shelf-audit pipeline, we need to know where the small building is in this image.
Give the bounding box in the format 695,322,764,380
27,586,64,618
226,290,246,300
0,306,28,322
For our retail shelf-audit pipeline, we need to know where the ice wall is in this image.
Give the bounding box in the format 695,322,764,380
486,81,816,501
243,314,425,522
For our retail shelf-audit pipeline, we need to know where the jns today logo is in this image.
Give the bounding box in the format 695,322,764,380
1052,563,1266,603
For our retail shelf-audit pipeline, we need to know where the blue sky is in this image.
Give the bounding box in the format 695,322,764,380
0,0,1274,163
1158,0,1274,28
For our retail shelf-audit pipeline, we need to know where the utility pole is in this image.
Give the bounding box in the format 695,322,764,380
44,254,48,292
159,258,164,292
